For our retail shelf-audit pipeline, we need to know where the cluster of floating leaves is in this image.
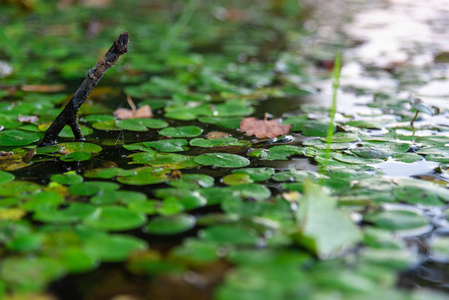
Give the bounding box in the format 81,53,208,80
0,1,449,299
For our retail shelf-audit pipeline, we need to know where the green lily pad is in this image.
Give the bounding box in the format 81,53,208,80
321,133,359,143
351,147,391,159
0,171,14,185
60,151,91,162
50,171,83,185
68,181,119,196
199,225,259,246
58,142,102,154
168,173,215,189
198,116,241,129
33,203,96,224
364,210,429,231
232,167,275,181
116,118,168,131
92,120,120,131
6,231,42,252
129,152,188,167
190,137,250,148
58,248,99,273
159,126,203,137
293,182,362,259
143,139,189,152
127,200,159,215
57,125,93,138
90,190,147,205
392,153,423,163
36,145,64,154
83,234,147,262
224,183,271,201
155,188,207,210
0,256,66,292
333,153,384,164
146,214,196,235
92,168,137,179
83,206,147,231
265,145,304,160
222,173,254,186
117,167,169,185
304,139,350,150
157,198,185,215
392,186,444,206
0,181,41,196
20,190,64,211
0,129,40,146
194,153,250,168
272,170,319,182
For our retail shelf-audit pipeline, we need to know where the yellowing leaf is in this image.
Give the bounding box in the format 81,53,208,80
0,208,26,221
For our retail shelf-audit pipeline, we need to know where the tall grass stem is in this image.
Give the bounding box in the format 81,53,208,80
321,52,342,174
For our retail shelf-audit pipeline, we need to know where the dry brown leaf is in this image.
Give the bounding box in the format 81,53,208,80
240,117,291,138
205,131,231,139
18,115,39,123
113,96,153,119
21,84,66,92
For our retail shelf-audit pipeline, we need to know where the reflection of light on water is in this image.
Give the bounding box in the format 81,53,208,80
370,160,440,178
396,128,449,137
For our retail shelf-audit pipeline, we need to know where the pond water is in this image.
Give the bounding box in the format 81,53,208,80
1,0,449,299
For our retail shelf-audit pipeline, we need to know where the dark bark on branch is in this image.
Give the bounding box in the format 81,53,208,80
40,32,129,146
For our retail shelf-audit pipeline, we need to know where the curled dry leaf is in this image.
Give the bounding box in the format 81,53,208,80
240,117,291,138
114,96,153,120
18,115,39,123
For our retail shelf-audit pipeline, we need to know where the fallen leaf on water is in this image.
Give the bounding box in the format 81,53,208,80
114,96,153,120
21,84,66,92
205,131,231,139
18,115,39,123
240,116,291,138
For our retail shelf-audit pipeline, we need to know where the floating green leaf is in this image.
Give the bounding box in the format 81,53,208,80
83,206,147,231
222,174,253,186
33,203,96,224
90,190,147,205
190,137,250,148
168,173,215,189
364,210,428,231
159,126,203,137
68,181,119,196
117,167,169,185
116,118,168,131
0,171,14,185
232,167,274,181
60,151,91,162
293,182,362,259
0,256,66,292
143,139,189,152
194,153,250,168
59,142,102,154
50,171,83,185
0,129,39,146
83,234,147,262
146,214,196,235
265,145,304,160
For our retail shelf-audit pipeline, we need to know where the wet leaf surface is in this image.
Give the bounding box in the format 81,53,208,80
1,0,448,299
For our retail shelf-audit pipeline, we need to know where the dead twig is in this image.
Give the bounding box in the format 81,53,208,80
40,32,129,146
